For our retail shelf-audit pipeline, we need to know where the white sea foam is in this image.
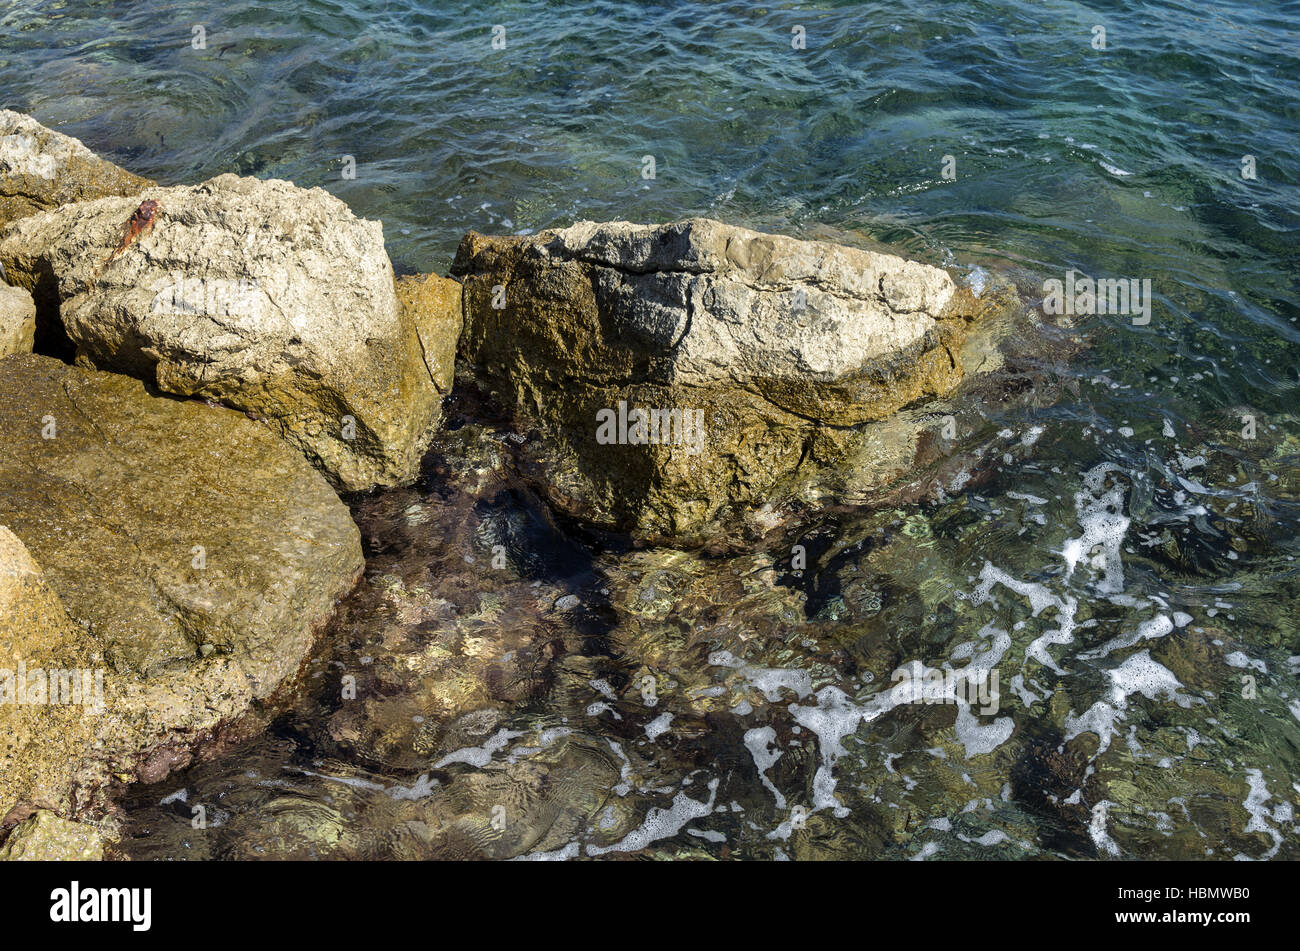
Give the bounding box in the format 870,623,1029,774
1239,769,1286,860
1224,651,1266,673
911,841,941,860
1090,800,1121,856
744,726,786,809
587,779,719,855
433,728,523,768
1080,613,1173,660
514,842,581,861
1065,651,1195,754
1061,466,1130,594
644,712,674,741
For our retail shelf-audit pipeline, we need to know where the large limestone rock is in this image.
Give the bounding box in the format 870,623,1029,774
0,110,151,231
0,355,364,827
0,174,459,491
0,282,35,356
452,218,1008,539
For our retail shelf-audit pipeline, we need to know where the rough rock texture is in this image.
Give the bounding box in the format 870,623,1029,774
0,174,453,491
396,271,463,396
0,110,152,231
0,355,363,827
0,524,105,830
792,281,1060,509
0,282,35,356
0,810,108,860
452,218,1002,539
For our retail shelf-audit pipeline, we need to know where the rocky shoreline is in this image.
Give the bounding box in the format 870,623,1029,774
0,110,1066,858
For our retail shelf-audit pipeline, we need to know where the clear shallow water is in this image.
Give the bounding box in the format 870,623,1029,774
3,0,1299,858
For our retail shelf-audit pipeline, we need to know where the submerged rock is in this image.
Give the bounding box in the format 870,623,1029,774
0,110,152,232
0,281,34,356
452,218,1035,540
0,174,457,492
0,355,363,826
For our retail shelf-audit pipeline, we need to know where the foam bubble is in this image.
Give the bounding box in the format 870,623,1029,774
587,779,719,855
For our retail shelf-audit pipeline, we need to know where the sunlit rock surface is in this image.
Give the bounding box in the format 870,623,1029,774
0,110,151,231
453,218,1035,541
0,355,363,830
0,173,458,491
0,281,34,356
0,810,108,861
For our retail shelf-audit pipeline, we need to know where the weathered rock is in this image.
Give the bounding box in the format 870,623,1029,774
0,110,152,231
452,218,1019,539
0,355,364,825
397,272,464,397
0,282,35,356
0,524,106,827
792,280,1066,510
0,174,456,491
0,810,108,861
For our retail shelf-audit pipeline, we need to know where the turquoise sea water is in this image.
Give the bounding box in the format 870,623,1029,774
3,1,1299,859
